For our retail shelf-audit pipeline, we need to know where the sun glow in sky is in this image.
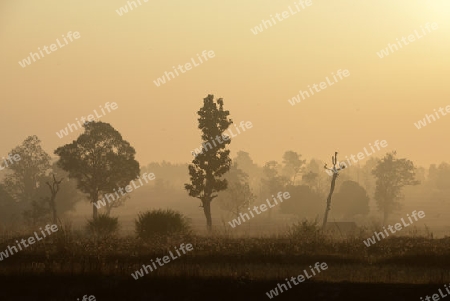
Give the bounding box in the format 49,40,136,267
0,0,449,168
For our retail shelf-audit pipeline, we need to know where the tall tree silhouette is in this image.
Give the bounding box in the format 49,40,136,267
185,94,232,231
54,121,140,219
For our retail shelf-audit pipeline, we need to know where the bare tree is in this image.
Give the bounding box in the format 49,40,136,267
322,152,345,229
104,193,130,216
45,174,64,224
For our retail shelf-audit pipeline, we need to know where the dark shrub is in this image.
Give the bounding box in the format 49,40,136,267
135,209,191,242
287,218,324,243
86,214,119,240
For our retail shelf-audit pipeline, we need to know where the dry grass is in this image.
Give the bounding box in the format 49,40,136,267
1,225,450,284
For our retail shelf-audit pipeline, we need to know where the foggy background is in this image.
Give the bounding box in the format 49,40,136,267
1,0,449,236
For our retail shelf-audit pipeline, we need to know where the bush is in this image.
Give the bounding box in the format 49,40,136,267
135,209,191,242
287,218,324,243
86,214,119,240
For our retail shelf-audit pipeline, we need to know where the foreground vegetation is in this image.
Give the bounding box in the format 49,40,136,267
1,222,449,300
1,228,449,284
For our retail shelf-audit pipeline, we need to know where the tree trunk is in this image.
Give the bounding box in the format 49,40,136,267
105,204,112,217
49,197,57,224
322,173,338,229
202,199,212,232
92,192,98,220
383,206,389,226
45,175,63,225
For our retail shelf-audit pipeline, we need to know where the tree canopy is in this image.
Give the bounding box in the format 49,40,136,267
54,121,140,219
372,151,419,224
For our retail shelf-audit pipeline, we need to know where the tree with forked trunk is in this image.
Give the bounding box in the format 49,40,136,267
45,174,64,224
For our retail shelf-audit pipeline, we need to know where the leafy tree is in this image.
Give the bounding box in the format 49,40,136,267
302,159,329,197
234,151,261,199
425,163,450,204
0,184,15,223
3,135,51,203
302,171,318,189
261,161,286,191
429,162,450,190
185,95,233,231
372,151,419,225
360,157,378,198
281,151,305,185
0,183,32,226
217,162,256,218
332,180,370,219
54,121,140,219
260,161,287,218
234,151,258,174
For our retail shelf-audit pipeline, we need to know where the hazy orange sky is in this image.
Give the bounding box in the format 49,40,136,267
1,0,449,168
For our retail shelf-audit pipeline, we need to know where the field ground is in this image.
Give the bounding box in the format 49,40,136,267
1,234,450,300
0,276,445,301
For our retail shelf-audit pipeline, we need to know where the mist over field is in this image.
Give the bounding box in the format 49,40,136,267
12,154,447,237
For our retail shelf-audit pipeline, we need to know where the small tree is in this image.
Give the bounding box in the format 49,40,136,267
303,159,329,197
104,193,130,216
4,135,51,203
185,95,233,231
234,151,261,193
372,151,419,225
218,162,256,218
302,171,318,189
260,161,287,219
282,151,306,185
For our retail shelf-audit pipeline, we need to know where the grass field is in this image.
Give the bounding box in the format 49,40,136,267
1,227,450,300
